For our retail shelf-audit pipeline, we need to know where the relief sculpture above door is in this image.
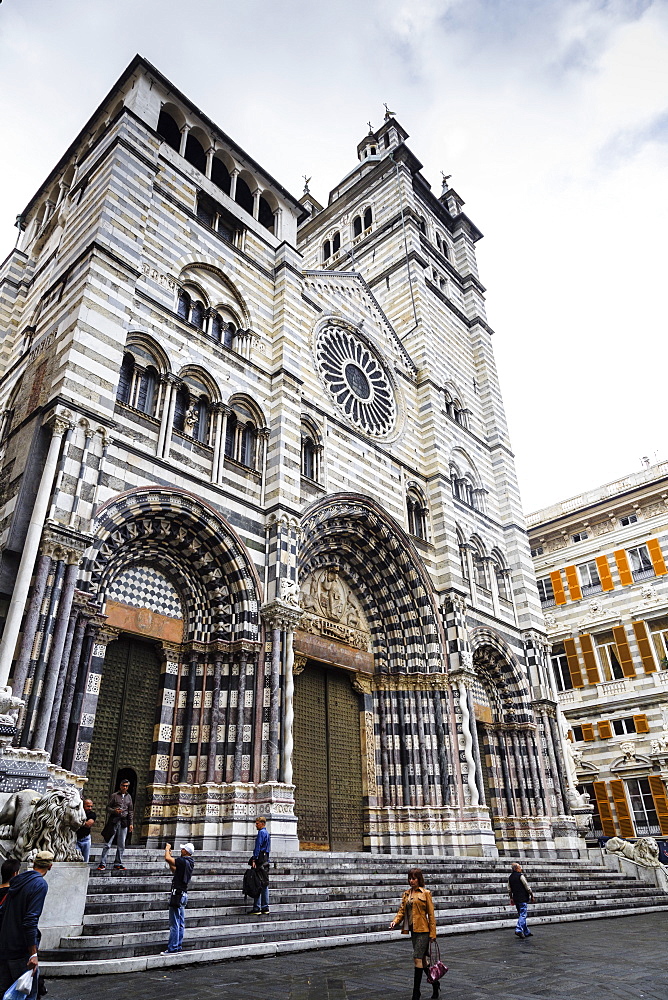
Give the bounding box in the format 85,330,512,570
298,567,371,651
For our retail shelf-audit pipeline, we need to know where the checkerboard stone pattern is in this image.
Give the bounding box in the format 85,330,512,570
107,564,183,619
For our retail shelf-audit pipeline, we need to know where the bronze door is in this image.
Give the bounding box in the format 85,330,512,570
85,638,161,841
293,662,364,851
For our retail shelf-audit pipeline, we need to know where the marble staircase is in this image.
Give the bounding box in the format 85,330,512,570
41,849,668,976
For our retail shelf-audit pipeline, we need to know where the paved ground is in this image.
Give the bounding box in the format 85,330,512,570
47,914,667,1000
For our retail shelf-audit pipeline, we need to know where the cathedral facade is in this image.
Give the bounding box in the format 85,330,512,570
0,56,578,856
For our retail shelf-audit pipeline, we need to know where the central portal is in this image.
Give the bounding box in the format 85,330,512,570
85,637,161,842
293,662,364,851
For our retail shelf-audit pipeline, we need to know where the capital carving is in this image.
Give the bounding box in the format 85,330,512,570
261,601,303,630
293,654,307,675
47,411,73,437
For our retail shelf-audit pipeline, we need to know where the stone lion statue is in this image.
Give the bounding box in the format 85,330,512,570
4,786,86,862
0,685,22,726
605,836,666,869
0,788,42,840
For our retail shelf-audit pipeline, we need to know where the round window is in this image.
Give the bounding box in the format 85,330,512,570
314,325,396,436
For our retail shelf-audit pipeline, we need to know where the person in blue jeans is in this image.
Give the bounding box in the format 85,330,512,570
161,843,195,954
508,863,535,938
250,816,270,915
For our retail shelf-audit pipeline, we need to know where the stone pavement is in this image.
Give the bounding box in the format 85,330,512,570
47,914,667,1000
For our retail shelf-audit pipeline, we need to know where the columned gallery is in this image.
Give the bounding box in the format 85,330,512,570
0,56,580,857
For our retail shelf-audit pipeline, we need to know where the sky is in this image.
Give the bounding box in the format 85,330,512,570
0,0,666,513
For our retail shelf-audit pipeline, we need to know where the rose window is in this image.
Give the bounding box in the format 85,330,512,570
314,325,396,436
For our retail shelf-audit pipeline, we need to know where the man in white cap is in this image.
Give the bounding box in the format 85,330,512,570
161,842,195,954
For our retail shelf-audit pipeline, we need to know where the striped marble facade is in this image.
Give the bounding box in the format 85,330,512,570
0,55,577,856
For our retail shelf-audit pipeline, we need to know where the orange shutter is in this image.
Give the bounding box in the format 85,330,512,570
565,565,582,601
633,714,650,734
610,779,635,838
612,625,636,677
550,570,567,605
614,549,633,586
579,634,601,684
563,638,584,688
646,538,668,576
592,781,616,836
632,620,657,673
596,555,615,592
581,723,595,742
598,720,613,739
648,775,668,836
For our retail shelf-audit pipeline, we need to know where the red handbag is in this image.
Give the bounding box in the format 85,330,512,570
424,940,448,984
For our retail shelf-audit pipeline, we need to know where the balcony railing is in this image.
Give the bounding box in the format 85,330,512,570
632,567,655,582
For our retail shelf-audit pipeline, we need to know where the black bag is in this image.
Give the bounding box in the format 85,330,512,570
242,865,263,899
169,887,185,909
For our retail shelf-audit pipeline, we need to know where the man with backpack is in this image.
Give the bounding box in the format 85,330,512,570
161,843,195,954
0,850,53,999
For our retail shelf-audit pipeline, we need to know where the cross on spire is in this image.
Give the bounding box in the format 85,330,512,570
383,103,396,120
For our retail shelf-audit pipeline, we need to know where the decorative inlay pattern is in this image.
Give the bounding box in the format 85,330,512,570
315,325,396,436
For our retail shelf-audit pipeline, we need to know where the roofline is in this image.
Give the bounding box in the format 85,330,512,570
19,54,304,222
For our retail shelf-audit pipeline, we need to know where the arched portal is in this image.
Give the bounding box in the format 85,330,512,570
470,630,551,853
77,488,262,844
295,495,449,852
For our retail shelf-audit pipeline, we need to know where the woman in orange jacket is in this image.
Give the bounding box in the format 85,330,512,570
389,867,438,999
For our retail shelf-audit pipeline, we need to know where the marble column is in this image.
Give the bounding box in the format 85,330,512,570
51,608,90,764
70,626,119,776
32,551,81,750
22,558,66,747
177,651,199,783
0,413,71,689
232,651,248,782
206,653,223,783
10,552,52,701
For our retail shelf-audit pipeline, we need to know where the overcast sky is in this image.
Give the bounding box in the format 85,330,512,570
1,0,666,513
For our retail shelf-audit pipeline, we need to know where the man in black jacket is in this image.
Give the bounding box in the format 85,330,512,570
98,779,134,871
0,850,53,998
508,862,535,938
161,842,195,954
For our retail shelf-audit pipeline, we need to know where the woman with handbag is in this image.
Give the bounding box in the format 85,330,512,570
389,867,441,999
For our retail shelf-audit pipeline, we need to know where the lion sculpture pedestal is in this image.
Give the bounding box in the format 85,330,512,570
602,836,668,893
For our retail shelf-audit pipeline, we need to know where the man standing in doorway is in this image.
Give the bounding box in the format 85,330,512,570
0,850,54,999
250,816,271,915
98,779,133,871
76,798,96,863
508,862,535,938
161,843,195,954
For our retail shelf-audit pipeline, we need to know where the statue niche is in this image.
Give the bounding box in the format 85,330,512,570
299,567,370,650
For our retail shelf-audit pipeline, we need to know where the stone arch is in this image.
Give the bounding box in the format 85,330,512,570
469,626,532,722
299,494,445,673
81,487,262,643
176,259,254,330
125,332,171,374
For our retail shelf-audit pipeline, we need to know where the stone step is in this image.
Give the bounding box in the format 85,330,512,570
80,885,668,933
39,904,668,978
42,894,668,962
80,877,654,912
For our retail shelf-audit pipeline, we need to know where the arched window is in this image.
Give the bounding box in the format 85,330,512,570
173,386,188,432
117,352,134,405
332,231,341,254
406,489,427,540
457,530,469,585
224,401,259,469
157,109,180,152
135,365,157,415
323,240,331,262
211,157,231,195
177,289,191,320
301,423,321,481
117,347,160,416
472,546,488,590
235,176,254,215
353,216,362,238
211,312,237,349
363,207,372,230
190,300,205,330
184,133,207,173
258,196,274,232
494,561,510,600
418,216,426,235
